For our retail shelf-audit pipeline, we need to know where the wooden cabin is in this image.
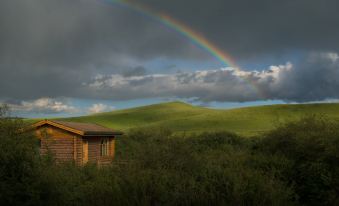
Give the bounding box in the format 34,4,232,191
30,120,122,166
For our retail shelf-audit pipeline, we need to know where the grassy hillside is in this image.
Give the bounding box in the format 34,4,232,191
53,102,339,136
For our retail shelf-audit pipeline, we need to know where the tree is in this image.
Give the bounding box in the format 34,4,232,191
0,104,41,205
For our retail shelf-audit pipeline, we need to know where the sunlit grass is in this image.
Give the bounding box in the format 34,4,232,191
27,101,339,136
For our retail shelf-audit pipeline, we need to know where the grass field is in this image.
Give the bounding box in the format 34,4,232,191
33,101,339,136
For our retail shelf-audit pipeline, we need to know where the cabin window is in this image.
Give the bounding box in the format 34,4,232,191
100,138,109,156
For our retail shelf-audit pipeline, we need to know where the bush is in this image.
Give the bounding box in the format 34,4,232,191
0,106,41,205
258,116,339,206
113,128,295,205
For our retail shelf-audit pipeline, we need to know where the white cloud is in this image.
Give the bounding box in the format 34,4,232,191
85,63,291,102
8,98,77,113
84,52,339,102
88,103,114,114
324,52,339,62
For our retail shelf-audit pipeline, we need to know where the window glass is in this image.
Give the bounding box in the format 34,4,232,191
100,138,109,156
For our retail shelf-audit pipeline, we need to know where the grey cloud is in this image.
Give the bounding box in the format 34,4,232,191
85,66,274,102
85,53,339,102
272,53,339,102
1,0,339,102
122,66,147,77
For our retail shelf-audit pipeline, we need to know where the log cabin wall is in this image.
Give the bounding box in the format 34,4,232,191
110,138,116,159
36,125,80,164
87,137,100,163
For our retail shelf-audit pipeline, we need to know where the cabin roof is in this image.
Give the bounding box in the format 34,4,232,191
31,120,123,136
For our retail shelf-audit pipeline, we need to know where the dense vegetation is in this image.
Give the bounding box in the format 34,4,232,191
3,106,339,205
59,102,339,136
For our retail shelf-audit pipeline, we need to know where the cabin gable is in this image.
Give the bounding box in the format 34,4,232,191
36,125,82,163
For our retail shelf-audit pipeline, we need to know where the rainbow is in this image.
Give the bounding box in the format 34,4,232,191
103,0,238,68
100,0,263,97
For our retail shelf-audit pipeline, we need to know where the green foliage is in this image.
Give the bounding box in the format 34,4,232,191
0,105,41,205
258,116,339,206
3,104,339,205
114,128,297,205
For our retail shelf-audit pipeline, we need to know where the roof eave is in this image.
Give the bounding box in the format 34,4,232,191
83,132,123,136
30,120,123,137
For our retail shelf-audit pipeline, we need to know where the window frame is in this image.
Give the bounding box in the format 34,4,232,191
100,138,109,156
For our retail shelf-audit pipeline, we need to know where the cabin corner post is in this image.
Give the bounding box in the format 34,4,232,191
82,138,89,165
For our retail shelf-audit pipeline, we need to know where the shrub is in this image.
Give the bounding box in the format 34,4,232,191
113,128,296,205
0,106,41,205
258,116,339,205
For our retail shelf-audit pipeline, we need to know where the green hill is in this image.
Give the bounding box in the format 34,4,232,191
52,102,339,136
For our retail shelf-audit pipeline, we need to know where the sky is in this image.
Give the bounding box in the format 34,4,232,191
1,0,339,117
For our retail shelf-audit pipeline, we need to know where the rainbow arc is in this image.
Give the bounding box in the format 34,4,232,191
101,0,263,97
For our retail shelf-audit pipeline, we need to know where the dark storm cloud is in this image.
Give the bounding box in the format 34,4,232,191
1,0,339,102
122,66,147,77
137,0,339,59
0,0,206,100
271,53,339,102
